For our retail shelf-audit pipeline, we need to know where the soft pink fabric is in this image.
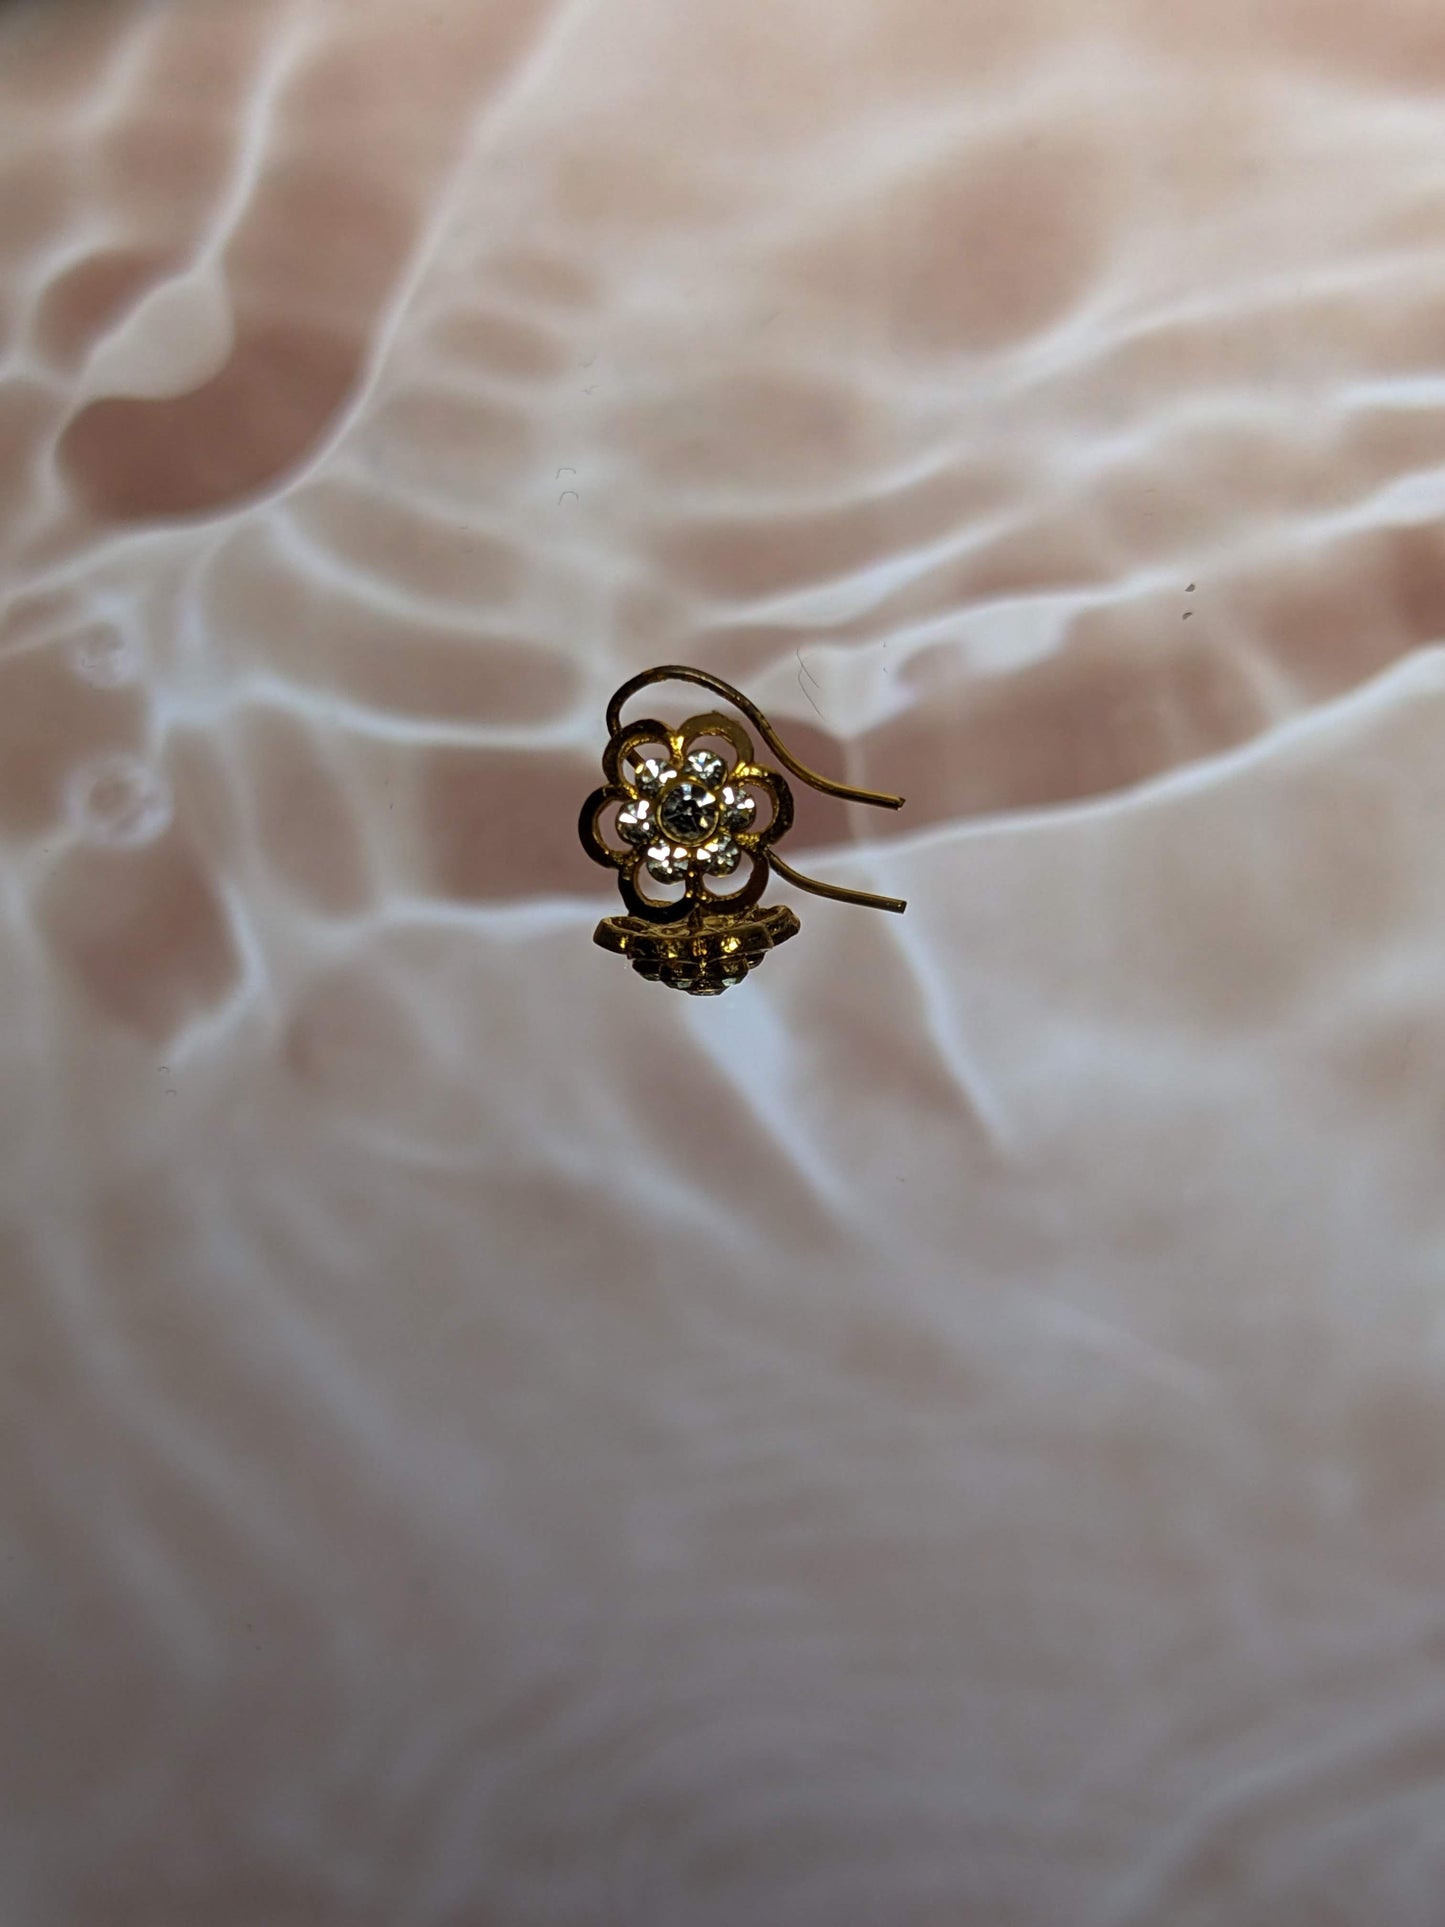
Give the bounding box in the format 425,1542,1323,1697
4,1,1445,1920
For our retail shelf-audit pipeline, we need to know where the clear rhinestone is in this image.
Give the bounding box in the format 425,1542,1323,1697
683,747,727,786
720,784,756,831
658,779,719,844
699,835,740,875
630,756,674,796
616,798,653,845
645,841,692,882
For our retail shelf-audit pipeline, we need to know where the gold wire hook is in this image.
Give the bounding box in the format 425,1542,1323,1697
606,664,907,914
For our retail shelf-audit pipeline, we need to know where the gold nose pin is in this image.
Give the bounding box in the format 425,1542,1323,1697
579,664,906,995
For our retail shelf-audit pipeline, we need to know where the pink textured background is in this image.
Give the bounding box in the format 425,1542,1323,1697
5,1,1445,1920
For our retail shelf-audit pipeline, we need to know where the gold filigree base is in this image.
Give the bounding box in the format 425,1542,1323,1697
593,903,801,995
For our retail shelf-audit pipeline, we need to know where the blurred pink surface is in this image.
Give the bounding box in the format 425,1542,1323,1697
5,0,1445,1920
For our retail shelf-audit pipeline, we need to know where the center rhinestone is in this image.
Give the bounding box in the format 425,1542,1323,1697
658,779,719,844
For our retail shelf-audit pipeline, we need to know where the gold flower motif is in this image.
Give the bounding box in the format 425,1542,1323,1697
579,710,793,921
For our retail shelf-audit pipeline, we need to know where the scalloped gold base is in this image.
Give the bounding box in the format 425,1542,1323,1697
593,903,801,995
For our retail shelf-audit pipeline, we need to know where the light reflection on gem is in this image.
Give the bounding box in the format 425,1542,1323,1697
617,798,653,845
658,779,719,843
700,835,741,875
683,747,727,785
720,784,756,831
645,841,692,882
631,756,673,796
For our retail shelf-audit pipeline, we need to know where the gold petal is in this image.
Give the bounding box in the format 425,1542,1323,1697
676,710,755,776
620,855,692,922
695,846,771,913
578,785,638,868
601,719,674,792
731,767,793,848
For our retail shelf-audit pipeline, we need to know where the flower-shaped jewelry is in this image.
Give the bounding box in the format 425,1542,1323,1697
580,665,907,995
620,745,753,883
581,708,790,922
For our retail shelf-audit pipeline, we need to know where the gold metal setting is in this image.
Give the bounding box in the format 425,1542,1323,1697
580,665,906,995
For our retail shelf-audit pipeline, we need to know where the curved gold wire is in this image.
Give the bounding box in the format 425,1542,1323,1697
605,664,907,915
607,665,905,808
767,848,907,917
